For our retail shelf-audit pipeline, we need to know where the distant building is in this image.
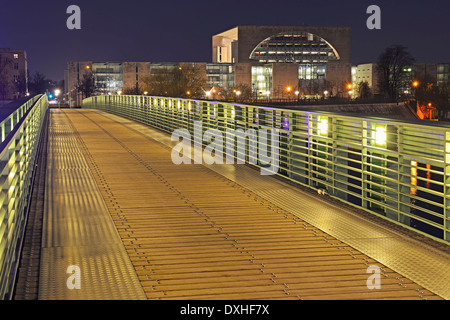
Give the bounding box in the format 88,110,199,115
0,48,28,100
65,25,354,104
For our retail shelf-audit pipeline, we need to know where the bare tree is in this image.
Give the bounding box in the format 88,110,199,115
376,45,415,101
357,81,373,100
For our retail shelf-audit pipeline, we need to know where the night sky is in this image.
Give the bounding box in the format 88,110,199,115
1,0,449,81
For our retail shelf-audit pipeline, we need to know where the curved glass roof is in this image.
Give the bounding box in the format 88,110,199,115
249,32,340,63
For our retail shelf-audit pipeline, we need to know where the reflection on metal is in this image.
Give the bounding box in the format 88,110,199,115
82,94,450,244
0,95,48,299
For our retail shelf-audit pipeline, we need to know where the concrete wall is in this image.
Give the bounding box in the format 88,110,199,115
290,102,418,120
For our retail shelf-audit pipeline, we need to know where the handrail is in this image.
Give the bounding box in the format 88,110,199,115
0,94,48,299
82,94,450,244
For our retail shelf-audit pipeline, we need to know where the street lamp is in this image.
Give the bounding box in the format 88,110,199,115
286,86,292,101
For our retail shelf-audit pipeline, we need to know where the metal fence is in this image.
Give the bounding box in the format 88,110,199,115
82,94,450,243
0,94,48,299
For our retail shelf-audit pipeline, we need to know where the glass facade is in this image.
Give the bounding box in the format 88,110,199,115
249,32,339,64
251,65,273,99
298,63,326,95
92,62,123,95
206,63,235,89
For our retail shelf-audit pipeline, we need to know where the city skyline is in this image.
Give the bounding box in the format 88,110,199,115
1,0,449,81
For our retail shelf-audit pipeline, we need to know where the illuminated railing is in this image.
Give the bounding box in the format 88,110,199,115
0,94,48,299
82,95,450,244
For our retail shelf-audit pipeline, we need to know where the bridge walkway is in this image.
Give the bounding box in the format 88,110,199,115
36,108,449,300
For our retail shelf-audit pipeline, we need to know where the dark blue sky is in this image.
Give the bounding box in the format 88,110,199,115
1,0,449,81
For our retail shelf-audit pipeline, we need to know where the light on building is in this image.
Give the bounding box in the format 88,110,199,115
347,84,352,90
295,91,299,96
412,81,419,88
54,89,61,97
324,90,329,96
286,86,292,93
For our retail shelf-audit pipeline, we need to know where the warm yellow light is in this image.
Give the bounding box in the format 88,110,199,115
347,84,352,90
86,65,90,69
286,86,292,92
187,91,191,95
144,91,148,95
412,81,419,87
375,127,386,145
318,118,328,135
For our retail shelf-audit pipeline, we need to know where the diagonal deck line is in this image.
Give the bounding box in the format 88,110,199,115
38,109,146,300
91,108,450,300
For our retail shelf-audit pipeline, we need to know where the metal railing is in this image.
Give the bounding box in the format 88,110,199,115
0,94,48,299
82,94,450,244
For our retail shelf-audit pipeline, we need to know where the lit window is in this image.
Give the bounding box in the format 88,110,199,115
13,54,18,59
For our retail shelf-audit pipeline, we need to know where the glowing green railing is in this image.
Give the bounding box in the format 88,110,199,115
0,94,48,299
82,94,450,244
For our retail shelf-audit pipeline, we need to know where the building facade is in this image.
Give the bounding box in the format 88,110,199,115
0,48,28,101
66,25,355,104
